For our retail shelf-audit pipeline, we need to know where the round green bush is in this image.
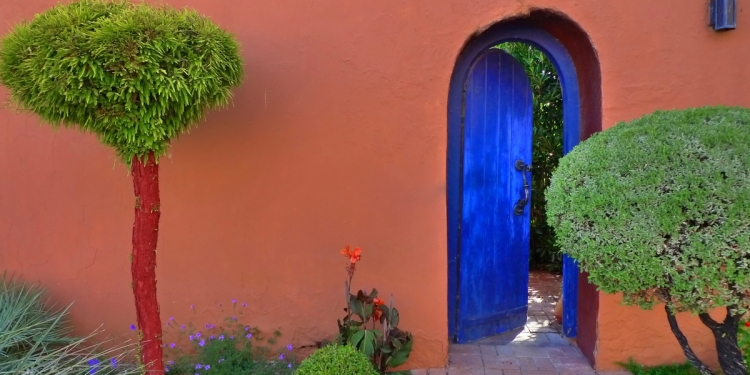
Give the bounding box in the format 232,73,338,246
546,106,750,313
295,344,379,375
0,0,243,163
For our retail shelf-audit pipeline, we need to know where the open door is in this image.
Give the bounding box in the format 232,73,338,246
456,49,533,343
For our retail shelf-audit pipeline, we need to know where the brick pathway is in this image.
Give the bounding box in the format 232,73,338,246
411,271,627,375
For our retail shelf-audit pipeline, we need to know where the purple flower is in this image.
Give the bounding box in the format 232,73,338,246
287,344,293,351
232,299,237,304
218,358,225,363
199,339,206,347
196,332,202,338
244,326,250,331
165,367,170,372
242,302,247,307
231,316,237,321
129,324,136,331
245,333,252,339
190,304,195,309
218,335,225,340
110,358,118,369
210,335,216,340
205,365,211,370
169,317,175,321
169,343,176,348
189,335,195,341
168,360,174,365
88,358,100,374
279,353,285,360
195,364,203,369
229,335,235,340
288,363,292,368
181,325,186,330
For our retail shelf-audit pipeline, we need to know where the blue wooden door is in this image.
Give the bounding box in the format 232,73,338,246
456,49,533,343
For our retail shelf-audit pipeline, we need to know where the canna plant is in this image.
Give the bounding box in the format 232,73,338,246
0,1,244,373
336,246,413,374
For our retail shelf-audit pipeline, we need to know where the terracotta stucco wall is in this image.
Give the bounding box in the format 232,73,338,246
1,0,748,370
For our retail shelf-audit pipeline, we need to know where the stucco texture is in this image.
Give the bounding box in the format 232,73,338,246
1,0,748,371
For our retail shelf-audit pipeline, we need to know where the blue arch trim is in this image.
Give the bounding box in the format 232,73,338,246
447,24,582,339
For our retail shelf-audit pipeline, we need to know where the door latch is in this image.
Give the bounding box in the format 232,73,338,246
514,160,532,215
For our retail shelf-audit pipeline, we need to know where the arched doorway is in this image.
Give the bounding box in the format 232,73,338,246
447,10,602,359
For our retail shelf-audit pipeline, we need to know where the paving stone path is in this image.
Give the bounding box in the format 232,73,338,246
411,271,629,375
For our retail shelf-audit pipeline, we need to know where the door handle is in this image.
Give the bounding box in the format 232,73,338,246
514,160,532,216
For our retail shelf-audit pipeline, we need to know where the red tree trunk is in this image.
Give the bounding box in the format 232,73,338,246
131,152,164,374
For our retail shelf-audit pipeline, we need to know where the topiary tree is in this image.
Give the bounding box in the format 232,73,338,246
0,1,244,373
295,344,380,375
546,106,750,375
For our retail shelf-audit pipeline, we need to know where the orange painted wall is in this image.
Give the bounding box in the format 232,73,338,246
1,0,748,371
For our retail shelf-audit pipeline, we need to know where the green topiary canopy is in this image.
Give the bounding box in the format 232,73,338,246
546,106,750,314
0,0,243,163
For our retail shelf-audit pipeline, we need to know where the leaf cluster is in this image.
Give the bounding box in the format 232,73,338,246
0,273,141,374
294,344,379,375
0,0,244,163
337,289,413,374
546,106,750,313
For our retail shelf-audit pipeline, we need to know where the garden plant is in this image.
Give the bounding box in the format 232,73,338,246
547,106,750,375
0,1,244,373
0,273,140,375
336,246,414,374
161,301,297,375
294,344,380,375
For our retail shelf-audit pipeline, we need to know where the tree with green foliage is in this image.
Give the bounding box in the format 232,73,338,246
0,1,244,373
546,107,750,375
498,42,563,270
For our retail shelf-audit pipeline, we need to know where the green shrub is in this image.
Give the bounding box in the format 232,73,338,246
620,359,701,375
0,273,140,374
546,106,750,375
739,321,750,367
295,344,379,375
163,303,296,375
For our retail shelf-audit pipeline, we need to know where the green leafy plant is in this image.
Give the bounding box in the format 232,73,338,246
295,344,380,375
162,301,296,375
620,359,702,375
497,42,563,271
739,321,750,367
0,273,141,374
546,106,750,375
336,246,413,374
0,1,244,373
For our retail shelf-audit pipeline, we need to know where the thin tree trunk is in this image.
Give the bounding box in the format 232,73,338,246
699,307,747,375
131,152,164,374
665,305,714,375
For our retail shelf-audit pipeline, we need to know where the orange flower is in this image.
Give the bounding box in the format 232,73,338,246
372,298,385,321
340,245,362,264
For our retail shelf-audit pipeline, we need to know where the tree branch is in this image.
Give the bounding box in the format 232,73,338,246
698,312,721,330
666,305,715,375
